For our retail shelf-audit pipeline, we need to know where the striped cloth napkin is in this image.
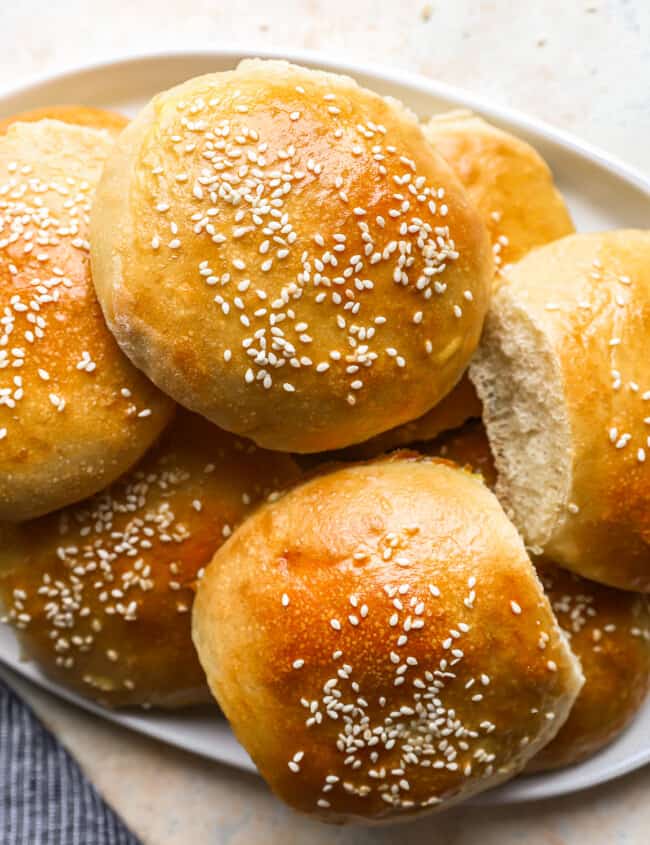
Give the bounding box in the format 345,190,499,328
0,676,140,844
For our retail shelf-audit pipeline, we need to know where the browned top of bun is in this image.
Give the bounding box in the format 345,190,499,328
0,410,300,708
91,60,492,453
0,120,174,521
193,456,582,823
424,111,574,274
0,106,128,137
529,563,650,771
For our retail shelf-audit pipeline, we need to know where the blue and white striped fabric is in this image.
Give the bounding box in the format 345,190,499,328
0,677,140,845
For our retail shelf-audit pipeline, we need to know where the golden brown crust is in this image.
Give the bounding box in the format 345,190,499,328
342,112,573,460
0,120,175,521
192,456,582,823
473,231,650,591
423,111,574,274
0,106,128,137
91,60,493,453
0,410,301,708
528,563,650,771
424,421,650,770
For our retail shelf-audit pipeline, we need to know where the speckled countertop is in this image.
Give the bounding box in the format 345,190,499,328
1,2,649,843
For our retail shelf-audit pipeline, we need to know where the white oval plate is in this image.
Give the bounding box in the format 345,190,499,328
0,48,648,807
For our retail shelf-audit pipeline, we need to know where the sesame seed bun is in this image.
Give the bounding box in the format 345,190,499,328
470,230,650,591
0,120,175,521
0,410,300,708
90,60,493,453
344,112,573,459
426,422,650,771
423,111,574,276
192,456,582,822
0,105,128,137
529,563,650,771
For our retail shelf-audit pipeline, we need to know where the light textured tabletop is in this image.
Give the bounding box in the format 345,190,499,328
1,2,649,843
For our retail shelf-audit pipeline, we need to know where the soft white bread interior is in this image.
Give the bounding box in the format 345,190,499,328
470,230,650,591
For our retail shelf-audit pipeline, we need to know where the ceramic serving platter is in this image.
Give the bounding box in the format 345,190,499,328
0,48,648,807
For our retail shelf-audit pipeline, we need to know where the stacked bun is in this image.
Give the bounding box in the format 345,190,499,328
0,410,299,707
340,111,575,460
423,110,575,274
0,59,648,825
90,60,492,453
0,118,174,520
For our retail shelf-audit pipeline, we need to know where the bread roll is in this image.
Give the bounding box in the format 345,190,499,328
529,564,650,771
347,111,574,460
0,120,174,520
427,422,650,770
470,230,650,591
91,59,493,453
192,456,582,822
0,410,300,708
423,111,574,274
0,105,128,136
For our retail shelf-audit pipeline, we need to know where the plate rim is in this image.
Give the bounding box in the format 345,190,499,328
0,45,648,196
0,45,648,809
